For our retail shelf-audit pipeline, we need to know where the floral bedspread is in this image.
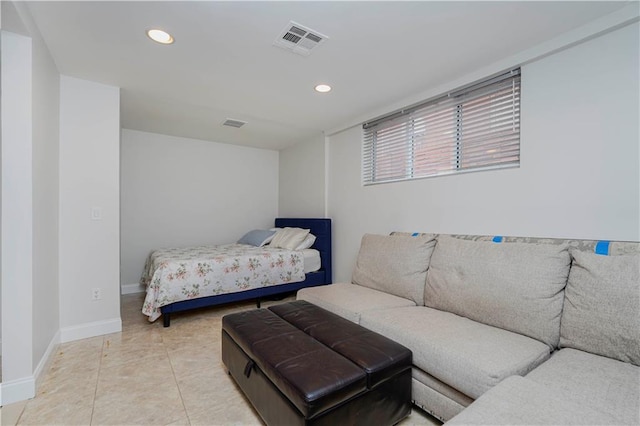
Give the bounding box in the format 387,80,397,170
141,244,305,322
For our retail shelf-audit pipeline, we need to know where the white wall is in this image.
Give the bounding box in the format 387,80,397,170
59,76,121,341
1,29,35,403
326,22,640,282
27,3,60,380
120,129,280,290
279,134,326,218
1,1,61,405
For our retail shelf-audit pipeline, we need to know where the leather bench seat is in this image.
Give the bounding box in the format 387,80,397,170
222,300,412,425
223,307,367,418
269,301,412,389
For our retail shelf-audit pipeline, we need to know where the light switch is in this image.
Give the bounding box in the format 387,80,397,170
91,207,102,220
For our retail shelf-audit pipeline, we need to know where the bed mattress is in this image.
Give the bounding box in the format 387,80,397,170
142,244,309,322
302,249,321,273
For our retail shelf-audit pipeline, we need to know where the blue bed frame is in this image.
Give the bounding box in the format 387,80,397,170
160,218,332,327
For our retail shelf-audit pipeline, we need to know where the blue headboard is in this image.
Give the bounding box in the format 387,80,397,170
275,218,332,284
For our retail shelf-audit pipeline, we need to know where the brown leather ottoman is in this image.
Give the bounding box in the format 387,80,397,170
222,300,412,426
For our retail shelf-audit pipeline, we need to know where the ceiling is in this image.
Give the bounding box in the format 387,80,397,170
11,1,633,150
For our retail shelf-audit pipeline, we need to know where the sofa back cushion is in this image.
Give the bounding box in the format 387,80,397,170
425,235,571,348
560,249,640,365
352,234,436,305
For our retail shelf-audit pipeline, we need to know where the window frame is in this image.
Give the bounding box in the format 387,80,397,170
362,69,521,185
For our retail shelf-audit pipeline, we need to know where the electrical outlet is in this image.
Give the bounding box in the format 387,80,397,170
92,288,102,301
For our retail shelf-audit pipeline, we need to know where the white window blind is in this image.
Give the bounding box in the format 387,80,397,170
363,69,520,185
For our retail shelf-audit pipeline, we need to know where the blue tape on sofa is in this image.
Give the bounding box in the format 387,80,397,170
492,236,503,243
412,232,420,237
595,241,610,256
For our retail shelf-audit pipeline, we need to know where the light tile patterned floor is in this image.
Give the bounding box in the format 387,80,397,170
2,293,441,425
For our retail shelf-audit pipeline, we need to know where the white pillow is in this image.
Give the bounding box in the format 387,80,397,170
270,227,310,250
261,228,282,245
295,233,316,250
262,231,278,245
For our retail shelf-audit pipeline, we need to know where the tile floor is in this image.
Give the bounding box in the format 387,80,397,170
2,293,441,425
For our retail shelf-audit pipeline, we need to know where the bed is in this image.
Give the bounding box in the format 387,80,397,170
141,218,332,326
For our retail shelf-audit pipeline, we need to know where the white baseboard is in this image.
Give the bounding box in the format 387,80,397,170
1,375,35,406
34,330,60,389
1,321,120,405
0,330,60,406
59,317,122,343
121,283,144,295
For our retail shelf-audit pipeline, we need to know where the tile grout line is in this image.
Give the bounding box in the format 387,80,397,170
13,402,27,425
164,333,192,425
89,336,106,425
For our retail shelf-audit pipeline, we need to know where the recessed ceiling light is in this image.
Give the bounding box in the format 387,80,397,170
147,29,174,45
314,84,332,93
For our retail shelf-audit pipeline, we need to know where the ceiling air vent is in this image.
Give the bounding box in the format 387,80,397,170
274,21,328,56
222,119,247,128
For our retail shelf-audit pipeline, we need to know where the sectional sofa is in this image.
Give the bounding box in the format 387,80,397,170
297,232,639,425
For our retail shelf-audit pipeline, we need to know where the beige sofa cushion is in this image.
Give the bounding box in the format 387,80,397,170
526,348,640,424
560,250,640,365
352,234,436,305
360,306,550,399
296,282,416,324
425,236,570,348
447,375,619,425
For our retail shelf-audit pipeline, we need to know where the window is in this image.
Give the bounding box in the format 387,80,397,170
362,69,520,185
